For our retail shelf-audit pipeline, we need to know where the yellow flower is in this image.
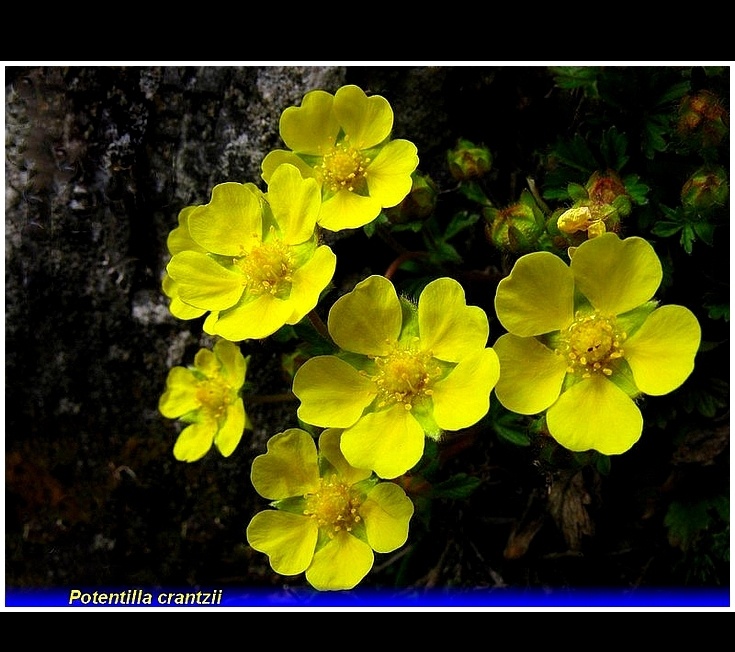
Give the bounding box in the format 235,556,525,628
261,85,419,231
246,428,414,591
159,339,251,462
493,232,701,455
292,275,500,479
165,164,337,341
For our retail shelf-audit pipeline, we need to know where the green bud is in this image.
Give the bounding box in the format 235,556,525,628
484,190,544,253
681,165,729,213
384,171,438,223
447,138,492,181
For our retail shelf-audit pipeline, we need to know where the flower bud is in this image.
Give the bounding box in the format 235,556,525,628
677,90,729,149
447,138,492,181
485,189,545,253
585,170,631,216
681,165,729,213
384,171,438,223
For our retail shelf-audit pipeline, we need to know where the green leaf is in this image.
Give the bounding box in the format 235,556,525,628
705,303,729,321
600,126,629,171
623,174,651,205
692,221,715,246
444,211,480,240
458,181,491,206
551,134,599,174
430,473,482,500
651,221,684,238
642,115,669,159
680,224,695,254
549,66,601,97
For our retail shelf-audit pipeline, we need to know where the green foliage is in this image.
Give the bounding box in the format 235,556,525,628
664,496,729,584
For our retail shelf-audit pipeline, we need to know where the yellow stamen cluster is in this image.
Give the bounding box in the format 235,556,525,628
303,475,362,537
319,137,370,194
195,377,231,421
370,339,441,410
236,236,293,298
557,311,626,378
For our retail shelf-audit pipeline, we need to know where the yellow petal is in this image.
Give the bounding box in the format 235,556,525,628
624,305,701,395
279,89,340,154
187,183,263,256
159,366,200,418
167,251,244,311
546,375,643,455
208,293,293,341
246,510,318,576
493,333,568,415
361,483,414,553
340,406,425,479
495,251,575,337
261,150,316,184
328,275,402,356
306,531,374,591
571,233,662,316
286,245,337,324
213,340,246,389
267,164,322,245
418,277,489,362
293,356,377,428
365,139,419,208
173,421,216,462
432,348,500,430
318,188,383,231
334,85,393,149
213,400,246,458
167,206,205,255
193,348,218,376
319,429,372,484
250,428,320,500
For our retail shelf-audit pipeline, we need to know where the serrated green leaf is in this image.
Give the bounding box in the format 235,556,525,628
567,182,588,201
692,221,715,246
552,135,600,174
680,224,695,253
651,221,684,237
549,66,601,97
444,211,480,240
458,181,491,206
623,174,651,205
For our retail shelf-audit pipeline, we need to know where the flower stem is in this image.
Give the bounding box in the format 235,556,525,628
244,392,298,404
308,309,332,342
384,251,428,280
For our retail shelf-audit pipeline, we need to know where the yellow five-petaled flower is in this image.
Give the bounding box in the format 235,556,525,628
493,232,701,455
262,84,419,231
292,275,500,479
158,339,251,462
246,428,414,591
164,164,336,341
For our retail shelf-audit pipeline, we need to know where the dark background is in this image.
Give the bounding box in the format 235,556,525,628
4,65,729,604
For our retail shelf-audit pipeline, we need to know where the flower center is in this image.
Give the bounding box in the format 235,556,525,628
557,311,626,378
303,475,362,537
195,377,231,420
371,339,441,410
318,138,370,194
235,239,293,298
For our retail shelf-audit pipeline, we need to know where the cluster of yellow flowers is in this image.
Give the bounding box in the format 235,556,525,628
158,84,701,591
